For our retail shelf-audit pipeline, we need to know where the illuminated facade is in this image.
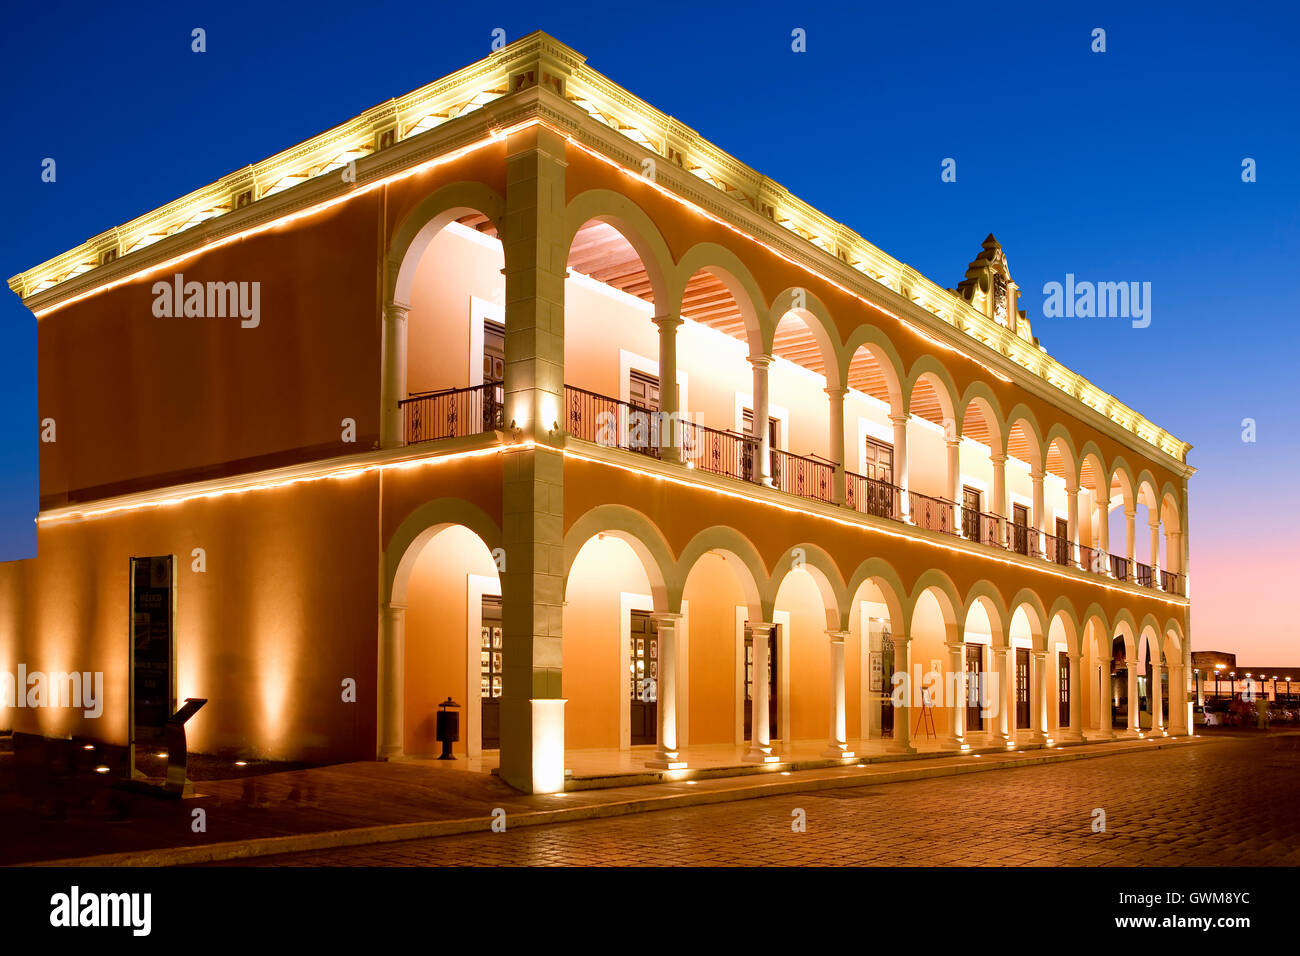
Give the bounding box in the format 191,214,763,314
1,33,1193,793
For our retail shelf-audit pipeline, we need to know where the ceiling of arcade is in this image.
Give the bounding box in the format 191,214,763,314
457,212,1141,502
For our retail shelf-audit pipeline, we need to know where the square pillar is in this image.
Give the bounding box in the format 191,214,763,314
498,125,569,795
377,603,406,758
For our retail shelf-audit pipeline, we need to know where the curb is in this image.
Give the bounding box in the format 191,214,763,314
25,735,1205,867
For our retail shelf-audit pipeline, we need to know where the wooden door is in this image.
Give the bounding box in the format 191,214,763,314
965,643,984,732
1015,648,1031,729
1058,650,1070,727
1012,503,1030,555
629,610,658,745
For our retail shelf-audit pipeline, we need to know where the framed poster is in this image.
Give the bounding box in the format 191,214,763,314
869,651,884,692
129,556,176,751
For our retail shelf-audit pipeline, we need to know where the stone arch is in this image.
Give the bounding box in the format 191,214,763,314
1047,600,1081,657
562,504,678,612
958,382,1006,454
1043,424,1080,489
907,569,963,632
563,188,674,310
904,357,960,427
387,181,507,305
672,243,767,353
841,326,907,415
1007,589,1049,652
1108,456,1138,513
766,287,844,389
1003,403,1044,467
385,497,503,605
962,580,1010,647
767,543,848,631
675,525,769,621
844,557,909,629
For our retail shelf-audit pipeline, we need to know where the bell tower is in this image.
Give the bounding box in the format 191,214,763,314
955,234,1033,342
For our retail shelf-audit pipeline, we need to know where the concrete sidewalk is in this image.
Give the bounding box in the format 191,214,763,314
17,734,1204,867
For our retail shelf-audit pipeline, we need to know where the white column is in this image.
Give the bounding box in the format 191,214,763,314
943,640,966,749
1068,652,1083,739
1067,486,1080,567
646,613,684,768
1096,491,1111,575
653,314,683,464
990,644,1010,746
380,301,410,449
947,438,962,534
378,603,406,758
892,635,915,753
1151,657,1165,734
1170,662,1189,735
744,622,776,761
1031,467,1045,557
748,355,773,487
825,386,847,506
1031,650,1047,743
1127,663,1140,733
1098,657,1114,737
1149,519,1162,586
823,630,850,756
991,454,1008,546
891,414,910,522
1125,509,1137,569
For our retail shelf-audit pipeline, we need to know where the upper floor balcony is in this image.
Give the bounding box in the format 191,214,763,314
388,210,1188,599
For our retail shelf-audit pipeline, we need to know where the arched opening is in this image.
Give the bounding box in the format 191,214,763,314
770,556,842,747
905,372,960,532
396,206,507,446
766,307,839,501
908,583,960,743
1047,610,1078,736
843,341,906,518
1135,479,1160,585
963,597,1000,741
563,529,669,752
957,396,1004,544
1079,452,1108,573
1044,435,1078,565
1006,416,1043,556
677,536,765,750
391,523,502,758
847,573,905,743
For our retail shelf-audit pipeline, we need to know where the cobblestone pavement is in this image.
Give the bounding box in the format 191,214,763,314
224,735,1300,867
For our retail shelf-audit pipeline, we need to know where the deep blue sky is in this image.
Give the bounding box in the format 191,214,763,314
1,0,1296,655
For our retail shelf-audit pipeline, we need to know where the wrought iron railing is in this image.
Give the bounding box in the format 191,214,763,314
1110,555,1130,582
1009,521,1032,556
846,472,901,521
968,511,1004,549
771,449,835,504
400,381,503,445
1135,562,1154,588
1043,532,1073,567
680,420,757,482
909,491,956,535
564,385,661,459
1161,570,1185,596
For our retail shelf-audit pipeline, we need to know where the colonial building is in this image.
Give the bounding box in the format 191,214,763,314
0,33,1193,793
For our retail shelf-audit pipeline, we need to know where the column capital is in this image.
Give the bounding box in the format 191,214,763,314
748,621,777,636
384,301,410,321
650,611,683,626
945,436,962,449
652,313,683,331
825,629,850,642
383,602,407,614
889,413,909,426
747,353,773,370
989,453,1008,465
1032,649,1047,661
824,384,849,399
1030,465,1045,480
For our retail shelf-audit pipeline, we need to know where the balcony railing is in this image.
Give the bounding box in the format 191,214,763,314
1042,532,1073,567
909,491,956,535
771,449,835,504
554,384,1184,597
680,420,756,483
967,511,1004,549
564,385,661,459
846,472,901,521
400,381,503,445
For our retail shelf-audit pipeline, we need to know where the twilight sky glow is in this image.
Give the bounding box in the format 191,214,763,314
1,0,1296,662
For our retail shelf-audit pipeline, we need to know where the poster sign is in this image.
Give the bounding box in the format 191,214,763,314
869,651,884,693
130,555,175,744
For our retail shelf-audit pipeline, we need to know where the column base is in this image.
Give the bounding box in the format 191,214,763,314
646,751,687,770
744,744,780,764
822,743,855,759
